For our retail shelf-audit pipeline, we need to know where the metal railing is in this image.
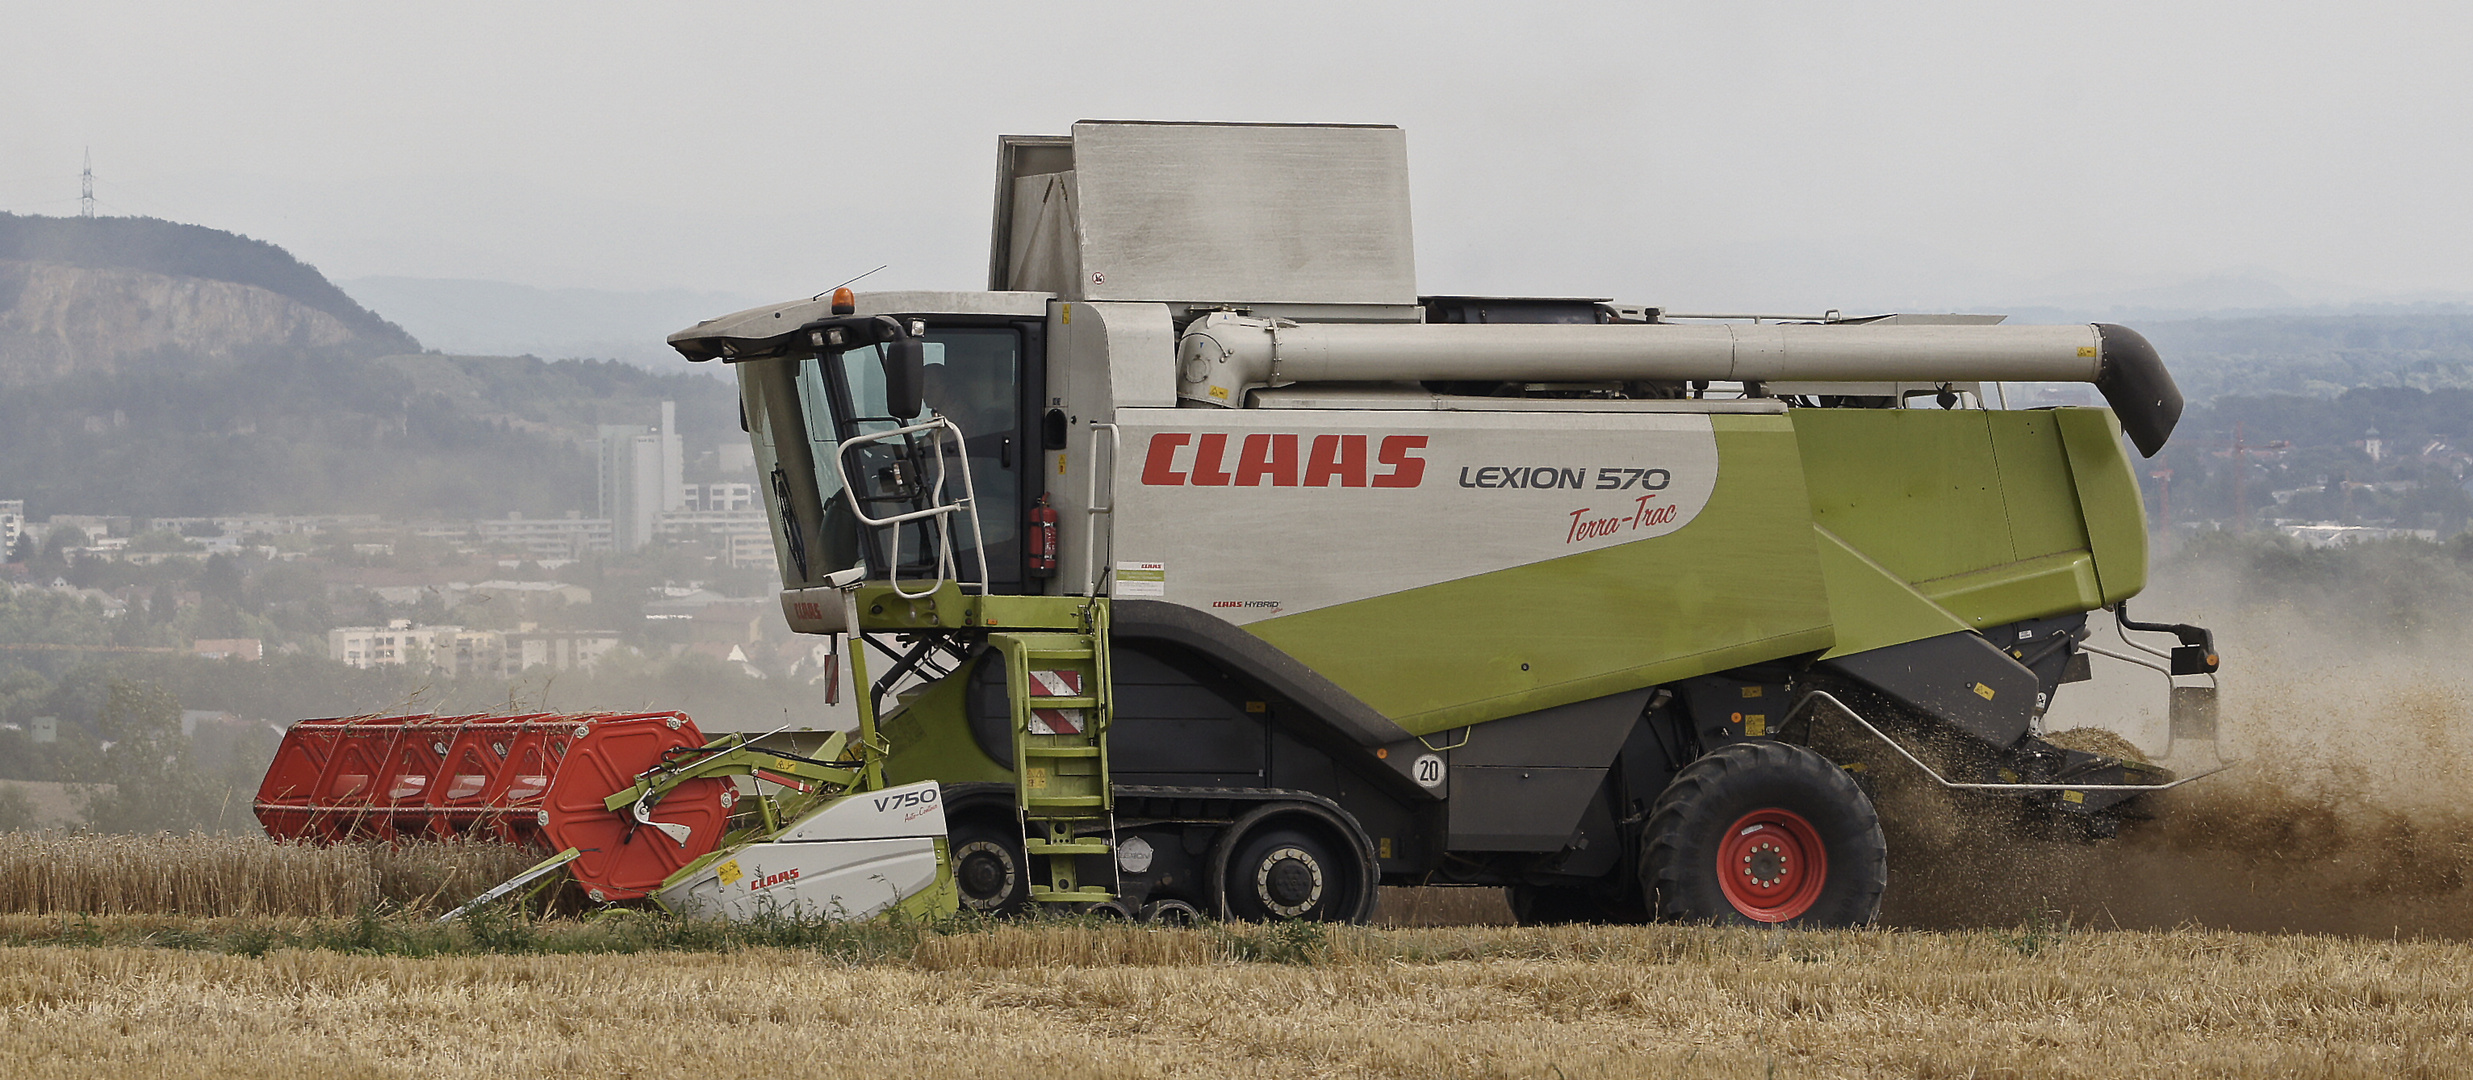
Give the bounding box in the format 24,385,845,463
830,416,990,600
1080,422,1120,599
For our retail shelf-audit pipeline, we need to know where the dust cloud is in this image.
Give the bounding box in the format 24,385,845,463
1881,551,2473,937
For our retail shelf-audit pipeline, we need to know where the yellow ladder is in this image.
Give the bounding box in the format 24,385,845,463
990,605,1115,904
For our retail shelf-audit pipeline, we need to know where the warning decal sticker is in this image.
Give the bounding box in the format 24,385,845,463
1115,562,1165,597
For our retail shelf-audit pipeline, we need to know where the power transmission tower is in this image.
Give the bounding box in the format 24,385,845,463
80,148,94,219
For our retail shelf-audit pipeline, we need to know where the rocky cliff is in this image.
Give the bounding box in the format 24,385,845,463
0,262,377,381
0,213,417,381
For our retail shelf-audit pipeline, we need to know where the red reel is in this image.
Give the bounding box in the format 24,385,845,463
255,711,729,901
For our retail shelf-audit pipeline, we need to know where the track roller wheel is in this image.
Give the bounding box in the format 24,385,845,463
1641,741,1886,927
1209,803,1376,923
948,816,1031,915
1139,898,1201,926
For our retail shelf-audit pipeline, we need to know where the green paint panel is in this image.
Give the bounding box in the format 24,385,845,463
2056,408,2149,603
1813,526,1970,658
1918,550,2103,628
881,663,1012,787
1796,406,2131,633
1249,415,1835,736
1795,409,2010,585
1987,411,2089,562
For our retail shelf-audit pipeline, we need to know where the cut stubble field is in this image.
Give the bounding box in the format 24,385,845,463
8,605,2472,1078
0,919,2467,1079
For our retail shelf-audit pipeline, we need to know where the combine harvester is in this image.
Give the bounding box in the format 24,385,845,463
261,121,2225,927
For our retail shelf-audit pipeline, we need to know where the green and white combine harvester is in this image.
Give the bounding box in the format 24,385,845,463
283,121,2230,927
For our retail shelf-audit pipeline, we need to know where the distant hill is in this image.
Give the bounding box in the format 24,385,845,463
0,213,419,381
0,213,413,344
0,348,738,519
341,277,761,366
2134,311,2473,402
1999,308,2473,406
0,214,740,520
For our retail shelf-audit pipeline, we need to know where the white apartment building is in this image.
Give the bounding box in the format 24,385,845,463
332,621,622,677
599,402,685,553
728,531,776,570
504,629,624,673
328,621,503,677
145,514,379,536
681,482,757,512
475,514,613,559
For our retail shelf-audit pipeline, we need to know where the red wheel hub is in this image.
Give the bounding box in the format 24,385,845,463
1715,808,1828,922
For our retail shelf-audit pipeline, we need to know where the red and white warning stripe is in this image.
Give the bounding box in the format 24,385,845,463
1028,669,1084,735
1030,669,1081,697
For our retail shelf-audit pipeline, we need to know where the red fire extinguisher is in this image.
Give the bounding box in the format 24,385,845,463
1028,494,1059,577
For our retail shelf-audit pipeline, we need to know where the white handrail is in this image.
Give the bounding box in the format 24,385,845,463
2075,640,2172,675
829,416,990,600
1081,422,1120,598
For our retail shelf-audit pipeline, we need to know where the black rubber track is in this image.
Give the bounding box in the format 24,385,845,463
1640,741,1887,928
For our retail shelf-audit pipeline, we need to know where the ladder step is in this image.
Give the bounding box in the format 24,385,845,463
1025,838,1111,855
1022,795,1108,808
1030,886,1116,902
1007,627,1114,852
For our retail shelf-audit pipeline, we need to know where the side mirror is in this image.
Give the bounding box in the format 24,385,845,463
882,338,925,419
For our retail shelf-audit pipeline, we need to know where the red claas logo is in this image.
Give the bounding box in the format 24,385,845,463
1141,433,1428,488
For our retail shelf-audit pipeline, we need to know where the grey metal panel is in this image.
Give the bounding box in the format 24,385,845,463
1085,301,1176,409
989,134,1074,292
855,291,1052,318
1819,630,2040,748
667,291,1052,361
1247,386,1788,414
1454,688,1651,769
1004,172,1081,295
1447,766,1606,851
1849,314,2009,325
1069,121,1416,307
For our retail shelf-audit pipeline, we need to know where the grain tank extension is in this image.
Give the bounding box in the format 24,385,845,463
261,121,2221,927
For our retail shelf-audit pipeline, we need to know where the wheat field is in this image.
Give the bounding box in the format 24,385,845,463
0,920,2464,1079
0,832,535,917
2,645,2466,1077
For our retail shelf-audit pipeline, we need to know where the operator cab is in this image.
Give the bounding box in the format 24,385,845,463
669,289,1050,597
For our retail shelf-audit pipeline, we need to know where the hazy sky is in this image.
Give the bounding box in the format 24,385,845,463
5,2,2470,315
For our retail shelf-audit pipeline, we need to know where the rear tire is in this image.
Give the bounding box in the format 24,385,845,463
1641,741,1886,927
